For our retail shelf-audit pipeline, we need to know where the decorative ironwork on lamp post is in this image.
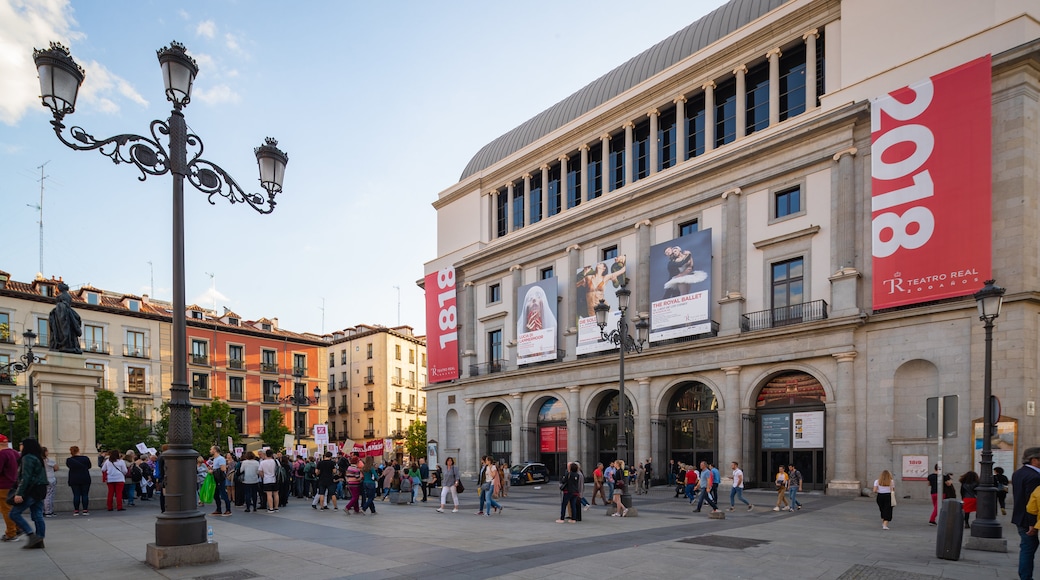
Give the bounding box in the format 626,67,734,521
275,369,321,452
5,409,15,445
32,41,287,552
0,331,41,440
594,280,648,505
971,279,1005,540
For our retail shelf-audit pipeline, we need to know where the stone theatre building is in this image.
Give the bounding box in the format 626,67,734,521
423,0,1040,495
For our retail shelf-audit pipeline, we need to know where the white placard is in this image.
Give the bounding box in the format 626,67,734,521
283,434,295,453
135,442,148,455
791,411,824,448
234,447,244,457
313,424,329,445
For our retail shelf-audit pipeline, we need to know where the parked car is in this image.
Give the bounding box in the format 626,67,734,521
510,462,550,486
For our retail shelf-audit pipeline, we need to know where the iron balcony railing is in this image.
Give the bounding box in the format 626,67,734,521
191,387,210,399
391,402,404,412
338,380,347,390
364,376,375,385
363,402,375,411
191,354,209,366
363,429,375,438
261,362,278,373
83,340,111,355
338,404,347,413
328,406,337,415
228,358,245,370
124,344,150,358
390,376,403,386
469,359,507,377
740,299,828,332
126,378,152,394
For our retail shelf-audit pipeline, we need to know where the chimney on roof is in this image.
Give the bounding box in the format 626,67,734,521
272,317,278,329
224,306,231,314
142,294,149,303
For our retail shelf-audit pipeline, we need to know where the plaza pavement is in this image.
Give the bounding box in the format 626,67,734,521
0,484,1024,579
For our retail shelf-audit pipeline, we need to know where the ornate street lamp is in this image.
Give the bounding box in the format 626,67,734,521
214,419,223,449
33,41,287,559
594,280,648,510
5,409,14,445
274,369,321,452
971,279,1005,540
1,331,41,440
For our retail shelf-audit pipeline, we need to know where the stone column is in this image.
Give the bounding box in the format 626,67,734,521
829,147,860,317
719,188,744,336
32,352,101,466
559,154,569,208
578,144,590,202
460,279,476,377
511,392,523,467
804,29,819,111
734,65,747,140
674,96,687,162
506,182,517,232
523,173,532,225
703,81,716,154
509,265,523,367
600,134,612,193
623,121,635,187
635,378,651,469
464,398,477,477
568,387,581,462
767,48,781,126
720,366,742,476
567,244,582,330
828,351,860,495
493,189,503,237
540,165,549,218
647,109,659,175
634,220,652,319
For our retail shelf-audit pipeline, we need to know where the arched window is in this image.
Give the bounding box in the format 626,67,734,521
538,398,566,423
756,372,825,408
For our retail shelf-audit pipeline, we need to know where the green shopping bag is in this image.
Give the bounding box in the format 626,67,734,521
200,473,216,504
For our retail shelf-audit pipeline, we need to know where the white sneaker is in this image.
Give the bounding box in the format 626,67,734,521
436,508,444,513
773,506,780,511
882,525,889,530
452,508,458,513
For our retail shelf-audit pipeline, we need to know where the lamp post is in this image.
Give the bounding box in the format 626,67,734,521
1,331,41,441
5,409,14,445
971,279,1005,540
594,280,648,505
275,369,321,452
32,41,287,555
215,419,223,450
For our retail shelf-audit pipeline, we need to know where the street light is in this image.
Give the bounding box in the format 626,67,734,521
32,41,287,556
594,280,648,508
5,409,14,445
274,369,321,452
1,331,41,441
971,279,1005,540
214,419,223,449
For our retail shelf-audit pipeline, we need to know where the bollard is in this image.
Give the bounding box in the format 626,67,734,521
935,498,964,560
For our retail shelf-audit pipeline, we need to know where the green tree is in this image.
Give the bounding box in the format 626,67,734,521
99,398,156,453
193,398,234,454
155,401,170,447
404,420,427,462
259,408,290,450
95,389,120,445
5,394,34,443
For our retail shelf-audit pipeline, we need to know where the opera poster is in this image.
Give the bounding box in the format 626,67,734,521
516,278,558,364
649,229,713,341
575,255,630,355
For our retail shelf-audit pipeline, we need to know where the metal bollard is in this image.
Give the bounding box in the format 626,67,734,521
935,498,964,560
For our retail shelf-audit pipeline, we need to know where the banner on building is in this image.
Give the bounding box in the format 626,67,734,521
871,55,992,309
517,278,559,365
576,256,631,355
649,229,713,341
425,268,460,383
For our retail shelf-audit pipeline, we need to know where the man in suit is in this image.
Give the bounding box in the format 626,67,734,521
1012,447,1040,580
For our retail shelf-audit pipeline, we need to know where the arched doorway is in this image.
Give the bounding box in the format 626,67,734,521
666,382,718,469
536,397,567,479
756,371,826,490
486,403,511,464
596,392,634,469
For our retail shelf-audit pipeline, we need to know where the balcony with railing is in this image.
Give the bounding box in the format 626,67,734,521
338,404,348,413
329,405,337,415
0,325,12,344
403,378,419,390
261,362,278,374
390,376,403,387
262,392,278,404
391,430,405,439
338,380,347,390
126,378,151,395
83,340,111,355
391,402,404,412
469,359,506,377
191,354,209,366
228,358,245,370
363,401,375,411
124,344,150,358
740,299,828,332
363,429,375,438
293,366,307,377
406,404,416,413
364,375,375,385
191,387,210,399
418,407,427,416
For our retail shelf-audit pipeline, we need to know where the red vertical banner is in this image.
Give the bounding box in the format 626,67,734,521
425,268,459,383
870,56,992,309
540,427,556,453
557,426,567,452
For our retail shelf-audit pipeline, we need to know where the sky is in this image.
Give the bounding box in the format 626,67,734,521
0,0,727,337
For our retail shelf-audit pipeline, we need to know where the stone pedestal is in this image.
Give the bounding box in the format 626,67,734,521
31,352,101,465
827,480,862,496
964,536,1008,553
827,268,861,318
146,542,220,569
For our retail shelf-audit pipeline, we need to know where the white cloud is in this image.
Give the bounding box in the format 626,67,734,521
191,51,216,72
0,0,81,125
196,20,216,39
194,286,229,309
224,33,248,58
193,83,241,106
77,59,149,114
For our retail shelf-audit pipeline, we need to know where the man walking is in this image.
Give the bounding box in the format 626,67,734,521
603,460,616,503
419,458,430,502
591,463,607,505
209,446,231,517
729,461,753,511
0,435,21,542
788,463,803,511
312,452,335,510
1012,447,1040,580
694,461,719,513
643,458,653,493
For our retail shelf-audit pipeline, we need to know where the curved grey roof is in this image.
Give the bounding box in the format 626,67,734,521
460,0,789,180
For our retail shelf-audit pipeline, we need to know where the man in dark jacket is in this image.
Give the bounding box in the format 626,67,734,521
1012,446,1040,580
419,458,430,502
0,435,21,541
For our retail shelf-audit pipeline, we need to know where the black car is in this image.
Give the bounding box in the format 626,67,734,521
510,462,550,486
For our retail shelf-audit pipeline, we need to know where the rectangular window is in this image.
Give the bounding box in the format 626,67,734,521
685,93,706,160
394,345,401,360
529,172,542,224
775,186,802,218
546,163,561,217
228,345,244,370
715,77,737,147
262,380,279,403
679,220,699,236
191,340,209,366
587,143,603,200
84,324,105,354
262,409,274,430
541,267,554,280
633,118,651,181
295,411,307,436
495,187,508,238
658,107,677,171
191,373,210,399
366,343,373,359
0,312,10,343
261,349,277,373
779,42,807,121
85,292,99,305
228,376,244,401
511,180,524,231
608,134,625,191
771,257,805,313
0,354,11,385
86,361,104,389
125,330,146,357
408,348,415,364
37,318,48,347
566,156,581,209
293,353,307,376
602,246,618,261
230,408,244,435
365,367,374,384
487,329,502,365
329,352,335,367
340,349,347,365
127,367,146,393
745,62,770,135
421,353,426,367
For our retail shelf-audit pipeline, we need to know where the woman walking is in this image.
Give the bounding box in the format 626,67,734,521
41,447,58,517
773,465,790,511
960,471,979,529
611,459,629,517
102,450,128,511
66,446,92,516
239,451,260,513
994,466,1010,516
437,457,460,513
9,438,48,549
482,456,503,516
359,457,378,515
343,459,362,514
873,469,896,530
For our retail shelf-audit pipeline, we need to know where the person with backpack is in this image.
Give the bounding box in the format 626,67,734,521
303,458,318,498
9,438,48,549
209,446,230,517
788,463,803,511
556,462,581,523
292,457,306,498
127,456,143,507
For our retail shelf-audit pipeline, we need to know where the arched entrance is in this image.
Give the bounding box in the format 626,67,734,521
536,397,567,479
666,382,718,469
595,392,634,469
755,371,826,490
486,403,511,464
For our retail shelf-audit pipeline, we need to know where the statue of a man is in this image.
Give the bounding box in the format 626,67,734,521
48,282,82,353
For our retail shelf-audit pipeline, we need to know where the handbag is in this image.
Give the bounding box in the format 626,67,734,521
890,493,897,507
5,487,15,506
455,481,464,493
